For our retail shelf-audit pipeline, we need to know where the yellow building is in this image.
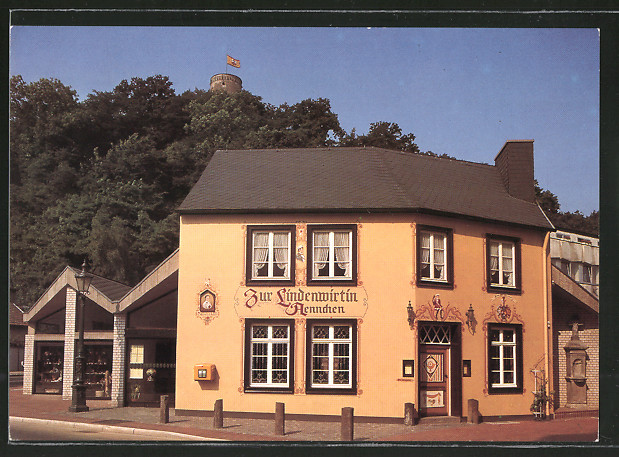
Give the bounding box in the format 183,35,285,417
175,141,554,422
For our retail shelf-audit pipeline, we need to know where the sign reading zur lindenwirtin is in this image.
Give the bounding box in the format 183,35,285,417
234,286,369,318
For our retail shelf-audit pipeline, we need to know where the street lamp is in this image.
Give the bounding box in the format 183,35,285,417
69,260,93,412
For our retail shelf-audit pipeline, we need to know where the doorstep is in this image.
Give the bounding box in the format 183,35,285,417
418,415,463,426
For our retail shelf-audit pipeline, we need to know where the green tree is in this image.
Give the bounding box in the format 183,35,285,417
186,89,270,157
12,72,598,311
338,121,421,153
535,181,598,235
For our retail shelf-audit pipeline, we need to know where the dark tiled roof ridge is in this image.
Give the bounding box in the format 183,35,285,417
216,146,495,169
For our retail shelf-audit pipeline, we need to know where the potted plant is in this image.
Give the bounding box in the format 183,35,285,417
530,380,553,420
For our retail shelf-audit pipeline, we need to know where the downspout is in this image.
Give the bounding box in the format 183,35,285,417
538,202,555,418
542,231,552,418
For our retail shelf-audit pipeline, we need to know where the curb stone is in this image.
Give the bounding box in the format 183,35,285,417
9,416,225,441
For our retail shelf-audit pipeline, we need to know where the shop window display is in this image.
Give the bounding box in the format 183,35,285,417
84,344,113,399
34,343,64,394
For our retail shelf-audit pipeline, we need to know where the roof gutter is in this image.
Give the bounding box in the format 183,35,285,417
177,207,553,231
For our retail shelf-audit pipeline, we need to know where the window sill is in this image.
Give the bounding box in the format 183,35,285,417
244,386,295,394
487,285,521,295
487,386,523,395
246,278,296,287
417,279,453,290
305,387,357,395
306,279,357,287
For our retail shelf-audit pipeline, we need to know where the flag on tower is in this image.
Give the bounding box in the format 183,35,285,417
227,55,240,68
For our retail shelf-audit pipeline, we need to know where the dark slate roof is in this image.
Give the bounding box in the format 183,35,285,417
178,147,553,229
68,267,132,301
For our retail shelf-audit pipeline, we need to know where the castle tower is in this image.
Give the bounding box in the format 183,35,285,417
210,73,243,94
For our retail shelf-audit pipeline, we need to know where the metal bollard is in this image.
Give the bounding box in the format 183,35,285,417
214,398,224,428
341,407,354,441
160,395,169,423
468,398,480,424
275,402,285,435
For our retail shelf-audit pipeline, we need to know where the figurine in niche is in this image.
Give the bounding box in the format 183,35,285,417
573,359,585,378
432,294,444,320
200,290,216,312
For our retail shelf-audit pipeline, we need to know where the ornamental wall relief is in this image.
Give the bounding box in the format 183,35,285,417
412,294,466,331
481,294,525,331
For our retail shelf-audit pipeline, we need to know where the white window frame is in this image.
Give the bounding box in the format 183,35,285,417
309,324,353,389
129,344,144,379
419,231,448,282
248,323,291,388
312,230,353,280
489,240,516,287
251,230,292,280
489,327,518,388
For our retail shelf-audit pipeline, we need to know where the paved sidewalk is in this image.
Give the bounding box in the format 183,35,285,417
8,388,599,442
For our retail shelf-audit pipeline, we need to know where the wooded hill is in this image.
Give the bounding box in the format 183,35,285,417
10,75,598,309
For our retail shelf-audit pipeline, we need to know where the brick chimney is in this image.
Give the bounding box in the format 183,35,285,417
494,140,535,202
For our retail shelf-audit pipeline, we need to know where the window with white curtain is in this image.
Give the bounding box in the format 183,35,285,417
247,226,295,284
488,239,516,288
419,231,447,281
308,226,356,283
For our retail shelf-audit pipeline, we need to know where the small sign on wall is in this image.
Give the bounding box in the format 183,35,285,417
463,359,471,377
402,360,414,378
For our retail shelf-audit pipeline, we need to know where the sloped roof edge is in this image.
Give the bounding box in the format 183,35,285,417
25,250,180,322
25,267,123,322
117,249,179,311
551,264,599,314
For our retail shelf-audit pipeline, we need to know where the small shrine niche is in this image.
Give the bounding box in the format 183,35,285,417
564,320,588,405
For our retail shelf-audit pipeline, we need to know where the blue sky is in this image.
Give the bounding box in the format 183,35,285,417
9,27,599,214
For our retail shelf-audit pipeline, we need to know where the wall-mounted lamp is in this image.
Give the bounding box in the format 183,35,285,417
407,300,416,328
466,304,477,335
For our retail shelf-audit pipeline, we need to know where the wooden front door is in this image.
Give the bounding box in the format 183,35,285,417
419,345,449,416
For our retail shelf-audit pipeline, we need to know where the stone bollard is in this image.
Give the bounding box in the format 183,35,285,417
341,407,354,441
214,399,224,428
404,402,417,426
275,402,285,435
159,395,169,424
468,399,480,424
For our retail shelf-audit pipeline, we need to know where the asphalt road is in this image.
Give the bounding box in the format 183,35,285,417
9,418,208,442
